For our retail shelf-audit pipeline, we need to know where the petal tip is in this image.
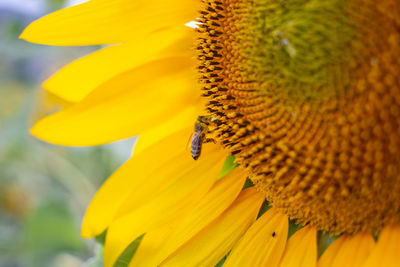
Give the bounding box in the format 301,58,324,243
29,124,42,139
19,22,41,43
30,120,58,145
81,229,91,239
81,226,95,239
18,29,28,41
81,213,107,239
19,30,35,43
19,19,64,46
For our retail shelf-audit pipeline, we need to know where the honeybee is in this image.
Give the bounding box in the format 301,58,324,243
190,116,210,160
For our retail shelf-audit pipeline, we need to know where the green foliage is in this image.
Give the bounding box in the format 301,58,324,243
242,178,254,189
215,253,229,267
22,200,87,266
0,7,123,266
95,231,107,246
287,220,303,239
317,232,338,257
218,155,239,179
257,200,271,218
4,20,24,38
46,0,67,10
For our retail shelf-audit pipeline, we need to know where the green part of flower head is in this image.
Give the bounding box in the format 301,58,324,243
243,0,357,104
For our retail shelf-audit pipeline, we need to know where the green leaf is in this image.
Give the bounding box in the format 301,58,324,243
95,230,107,246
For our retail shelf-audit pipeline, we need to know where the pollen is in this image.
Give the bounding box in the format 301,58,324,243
197,0,400,234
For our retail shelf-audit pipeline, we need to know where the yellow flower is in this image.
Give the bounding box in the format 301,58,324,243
21,0,400,266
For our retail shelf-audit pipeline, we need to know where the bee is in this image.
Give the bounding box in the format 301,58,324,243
190,116,210,160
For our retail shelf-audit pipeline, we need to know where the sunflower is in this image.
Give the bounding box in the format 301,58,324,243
21,0,400,266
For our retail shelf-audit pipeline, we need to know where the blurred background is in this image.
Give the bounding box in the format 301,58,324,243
0,1,134,266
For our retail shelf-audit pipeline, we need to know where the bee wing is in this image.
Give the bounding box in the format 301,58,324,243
186,133,194,153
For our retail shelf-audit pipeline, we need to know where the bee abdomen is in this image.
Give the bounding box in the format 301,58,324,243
191,145,202,160
191,133,203,160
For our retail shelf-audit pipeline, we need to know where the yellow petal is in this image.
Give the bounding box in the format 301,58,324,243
31,57,199,146
20,0,199,46
114,143,228,218
82,127,194,237
224,208,289,267
278,225,317,267
134,104,204,156
127,222,178,267
104,144,227,267
318,236,346,267
362,225,400,267
320,233,375,267
130,167,248,266
161,188,265,267
44,28,192,103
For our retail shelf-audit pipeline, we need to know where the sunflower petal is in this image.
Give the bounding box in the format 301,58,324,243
278,225,317,267
31,57,198,146
114,143,228,218
44,29,192,102
134,104,203,155
223,208,289,267
362,225,400,267
81,127,193,238
127,223,178,267
161,188,265,267
20,0,199,46
319,233,375,267
104,144,227,267
318,236,346,267
129,167,247,267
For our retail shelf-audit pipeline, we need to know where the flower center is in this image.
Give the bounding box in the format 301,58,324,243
197,0,400,234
